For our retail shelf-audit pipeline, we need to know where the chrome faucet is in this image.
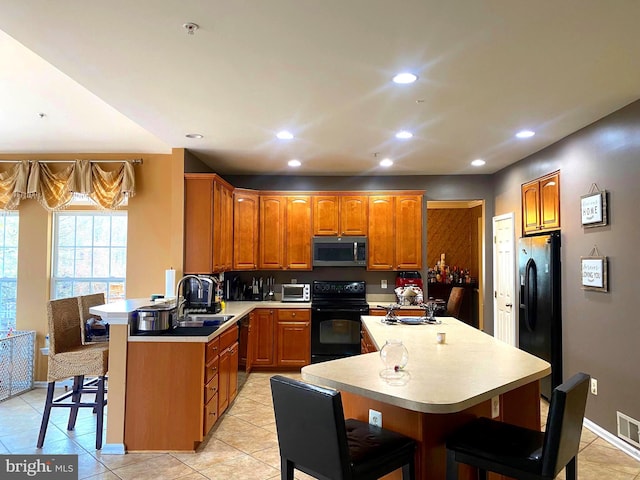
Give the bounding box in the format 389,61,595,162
175,275,204,319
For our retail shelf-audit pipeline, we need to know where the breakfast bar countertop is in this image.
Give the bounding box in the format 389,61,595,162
302,315,551,414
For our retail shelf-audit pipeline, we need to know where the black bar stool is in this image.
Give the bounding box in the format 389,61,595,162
446,372,590,480
270,375,416,480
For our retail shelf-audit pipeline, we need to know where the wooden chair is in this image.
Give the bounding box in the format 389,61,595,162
270,375,416,480
446,287,465,318
445,372,590,480
38,297,109,449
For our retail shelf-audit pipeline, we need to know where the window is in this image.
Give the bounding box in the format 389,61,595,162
0,213,19,331
52,211,127,302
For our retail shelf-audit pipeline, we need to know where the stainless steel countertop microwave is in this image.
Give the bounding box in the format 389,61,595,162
281,283,310,302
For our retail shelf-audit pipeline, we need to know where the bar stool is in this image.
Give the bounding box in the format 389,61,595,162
446,287,465,318
270,375,416,480
445,372,590,480
37,297,109,449
78,293,108,345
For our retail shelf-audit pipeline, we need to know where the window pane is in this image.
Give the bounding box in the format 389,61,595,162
92,247,110,277
111,247,127,278
3,248,18,277
0,213,18,330
57,216,76,246
4,217,19,246
56,247,75,277
73,282,92,296
75,216,94,247
54,280,73,299
109,282,125,301
111,216,128,246
93,216,111,246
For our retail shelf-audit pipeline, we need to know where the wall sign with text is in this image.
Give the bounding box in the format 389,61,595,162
581,256,608,292
581,190,608,227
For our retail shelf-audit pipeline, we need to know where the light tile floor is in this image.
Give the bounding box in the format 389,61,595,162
0,372,638,479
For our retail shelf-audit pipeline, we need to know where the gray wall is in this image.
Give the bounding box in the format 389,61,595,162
493,99,640,438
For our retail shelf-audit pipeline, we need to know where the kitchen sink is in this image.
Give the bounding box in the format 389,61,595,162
177,314,235,327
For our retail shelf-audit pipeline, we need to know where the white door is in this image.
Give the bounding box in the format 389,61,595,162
493,213,516,345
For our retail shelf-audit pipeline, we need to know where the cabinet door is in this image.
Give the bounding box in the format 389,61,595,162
340,195,368,236
184,176,214,274
522,180,540,234
539,172,560,231
251,309,275,366
259,196,286,269
368,196,395,270
313,196,339,236
233,191,259,270
212,181,224,272
277,322,311,367
218,347,230,414
229,341,239,403
286,196,312,270
395,195,422,270
221,184,234,270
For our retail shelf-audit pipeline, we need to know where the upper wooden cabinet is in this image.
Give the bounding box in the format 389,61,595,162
522,171,560,235
233,190,259,270
184,174,233,274
259,195,312,270
368,194,423,271
313,195,368,236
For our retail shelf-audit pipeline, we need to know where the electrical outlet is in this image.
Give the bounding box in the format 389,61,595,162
591,378,598,395
291,279,297,284
491,396,500,418
369,409,382,427
381,280,387,289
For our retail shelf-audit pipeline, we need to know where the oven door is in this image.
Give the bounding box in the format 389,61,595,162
311,307,366,362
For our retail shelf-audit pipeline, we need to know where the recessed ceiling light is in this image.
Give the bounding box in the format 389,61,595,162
276,130,294,140
288,159,301,167
516,130,535,138
185,133,203,139
471,159,486,167
395,130,413,139
392,72,418,84
379,158,394,167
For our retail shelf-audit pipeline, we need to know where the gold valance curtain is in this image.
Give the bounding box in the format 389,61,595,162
0,160,136,211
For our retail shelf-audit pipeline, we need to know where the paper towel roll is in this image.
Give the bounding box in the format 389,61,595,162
165,268,176,299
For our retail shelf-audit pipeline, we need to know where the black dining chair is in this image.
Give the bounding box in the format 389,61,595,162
270,375,417,480
445,372,590,480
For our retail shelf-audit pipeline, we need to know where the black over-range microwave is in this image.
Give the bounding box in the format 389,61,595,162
312,236,367,267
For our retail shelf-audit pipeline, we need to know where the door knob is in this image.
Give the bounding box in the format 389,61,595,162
506,303,513,308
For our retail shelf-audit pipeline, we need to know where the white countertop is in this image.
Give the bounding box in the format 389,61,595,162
301,315,551,414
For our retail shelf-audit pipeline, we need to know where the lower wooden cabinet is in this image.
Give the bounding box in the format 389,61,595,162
276,309,311,367
124,326,239,451
251,308,311,369
361,327,377,353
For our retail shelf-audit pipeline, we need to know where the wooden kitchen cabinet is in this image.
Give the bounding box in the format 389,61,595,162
361,326,377,353
251,309,276,366
285,196,312,269
276,309,311,367
259,195,312,270
522,171,560,234
368,193,423,271
313,195,368,236
217,325,239,415
259,196,286,269
233,189,259,270
184,174,234,274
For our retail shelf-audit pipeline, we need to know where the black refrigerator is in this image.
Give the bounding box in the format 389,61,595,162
518,232,562,400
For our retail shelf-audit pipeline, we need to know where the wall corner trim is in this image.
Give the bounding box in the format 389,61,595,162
584,417,640,462
100,443,126,455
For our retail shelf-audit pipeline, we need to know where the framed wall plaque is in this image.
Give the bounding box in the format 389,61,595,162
581,255,608,292
581,187,608,228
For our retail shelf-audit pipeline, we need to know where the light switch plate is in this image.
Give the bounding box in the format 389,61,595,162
381,280,387,289
491,396,500,418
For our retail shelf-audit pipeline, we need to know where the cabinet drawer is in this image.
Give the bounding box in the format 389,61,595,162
205,337,220,364
205,356,219,384
204,374,219,404
219,325,239,350
277,309,310,322
203,392,219,435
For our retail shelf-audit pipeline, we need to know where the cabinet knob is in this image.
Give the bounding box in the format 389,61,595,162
209,412,217,417
211,367,217,373
292,312,296,317
210,386,217,392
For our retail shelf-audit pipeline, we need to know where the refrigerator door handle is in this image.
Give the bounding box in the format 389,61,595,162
523,258,537,332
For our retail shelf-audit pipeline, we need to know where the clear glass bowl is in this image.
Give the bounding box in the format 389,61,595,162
379,339,408,381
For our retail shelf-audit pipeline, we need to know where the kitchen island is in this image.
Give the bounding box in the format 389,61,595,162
302,316,550,480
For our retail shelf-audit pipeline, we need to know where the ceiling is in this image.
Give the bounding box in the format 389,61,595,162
1,1,639,176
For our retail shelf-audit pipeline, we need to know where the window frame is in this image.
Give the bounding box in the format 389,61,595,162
0,212,19,331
